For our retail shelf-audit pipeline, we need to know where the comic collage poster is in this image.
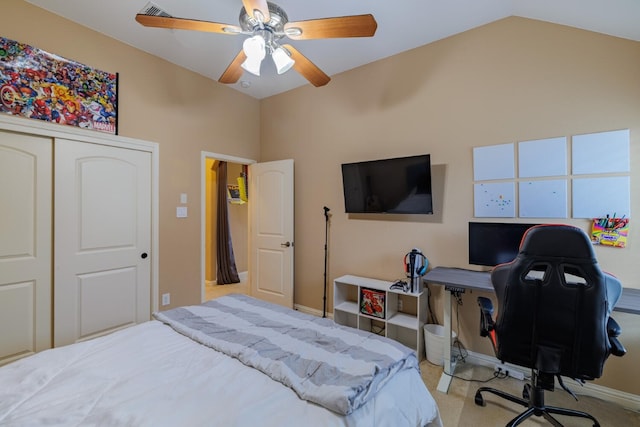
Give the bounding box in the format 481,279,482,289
0,36,117,134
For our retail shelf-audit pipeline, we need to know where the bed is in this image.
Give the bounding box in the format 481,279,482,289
0,294,442,426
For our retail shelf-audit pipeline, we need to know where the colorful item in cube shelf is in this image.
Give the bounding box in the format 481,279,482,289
360,288,385,319
591,217,629,248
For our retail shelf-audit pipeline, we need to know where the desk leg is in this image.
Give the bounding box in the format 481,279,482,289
436,290,456,393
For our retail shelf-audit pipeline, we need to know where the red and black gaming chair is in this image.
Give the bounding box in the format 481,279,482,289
475,224,626,427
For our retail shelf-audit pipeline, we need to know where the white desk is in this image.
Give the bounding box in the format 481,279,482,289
423,266,640,393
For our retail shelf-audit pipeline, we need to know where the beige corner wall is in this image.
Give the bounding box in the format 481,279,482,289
4,0,260,308
261,17,640,394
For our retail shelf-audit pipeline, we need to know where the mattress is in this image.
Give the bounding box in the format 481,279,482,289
0,304,442,426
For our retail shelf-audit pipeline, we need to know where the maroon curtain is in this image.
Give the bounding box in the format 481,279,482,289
215,161,240,284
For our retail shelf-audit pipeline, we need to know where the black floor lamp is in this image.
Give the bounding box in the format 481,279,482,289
322,206,330,318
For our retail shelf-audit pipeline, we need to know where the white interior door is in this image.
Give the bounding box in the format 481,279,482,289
249,159,294,308
54,138,152,347
0,131,52,364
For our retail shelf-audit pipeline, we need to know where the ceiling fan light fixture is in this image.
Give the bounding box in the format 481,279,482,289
242,34,266,58
272,46,295,74
241,35,266,76
241,56,263,76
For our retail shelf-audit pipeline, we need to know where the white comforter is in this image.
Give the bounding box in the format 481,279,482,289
155,294,422,415
0,320,442,427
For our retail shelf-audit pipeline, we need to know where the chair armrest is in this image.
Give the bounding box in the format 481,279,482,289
607,317,621,336
607,317,626,357
477,297,495,337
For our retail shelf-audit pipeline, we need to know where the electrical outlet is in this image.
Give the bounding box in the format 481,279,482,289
162,293,170,306
398,299,403,312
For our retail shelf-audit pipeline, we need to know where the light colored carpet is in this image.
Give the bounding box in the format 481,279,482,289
420,361,640,426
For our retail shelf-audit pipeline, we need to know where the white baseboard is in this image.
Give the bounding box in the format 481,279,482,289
295,304,331,319
462,349,640,412
238,271,248,283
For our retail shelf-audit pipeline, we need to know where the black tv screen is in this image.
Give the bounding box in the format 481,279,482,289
468,222,538,267
341,154,433,214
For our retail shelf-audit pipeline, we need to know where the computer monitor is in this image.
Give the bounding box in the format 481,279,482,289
468,222,538,267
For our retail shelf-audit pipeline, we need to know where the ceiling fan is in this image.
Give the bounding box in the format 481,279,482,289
135,0,377,87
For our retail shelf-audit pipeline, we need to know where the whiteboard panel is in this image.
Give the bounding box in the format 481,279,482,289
572,129,630,174
473,143,515,181
572,177,630,218
519,180,568,218
518,137,567,178
474,182,515,217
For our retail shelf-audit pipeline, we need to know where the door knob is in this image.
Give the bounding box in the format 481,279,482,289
141,252,148,259
281,242,291,247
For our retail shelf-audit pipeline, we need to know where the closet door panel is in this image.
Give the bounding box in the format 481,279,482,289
54,138,151,347
0,131,52,364
78,267,137,338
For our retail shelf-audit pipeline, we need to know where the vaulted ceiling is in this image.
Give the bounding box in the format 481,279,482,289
25,0,640,99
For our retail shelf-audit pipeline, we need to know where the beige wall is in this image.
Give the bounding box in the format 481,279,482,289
261,18,640,394
4,0,260,308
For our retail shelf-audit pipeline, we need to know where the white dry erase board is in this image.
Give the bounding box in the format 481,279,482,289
474,182,516,217
518,137,567,178
572,176,630,219
473,143,515,181
572,129,630,175
519,180,568,218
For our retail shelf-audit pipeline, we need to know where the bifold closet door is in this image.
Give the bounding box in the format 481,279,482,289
0,131,52,365
54,138,152,347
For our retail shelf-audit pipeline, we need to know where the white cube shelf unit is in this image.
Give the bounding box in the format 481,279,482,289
333,275,428,359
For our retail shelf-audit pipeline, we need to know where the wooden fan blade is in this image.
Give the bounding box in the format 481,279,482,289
242,0,271,22
135,14,241,34
219,50,247,84
284,14,377,40
282,44,330,87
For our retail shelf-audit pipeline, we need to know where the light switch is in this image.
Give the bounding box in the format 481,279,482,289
176,206,188,218
180,193,187,204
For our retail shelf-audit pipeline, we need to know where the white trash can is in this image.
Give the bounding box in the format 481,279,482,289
424,324,457,366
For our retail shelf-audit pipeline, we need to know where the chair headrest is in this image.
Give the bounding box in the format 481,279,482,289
519,224,596,261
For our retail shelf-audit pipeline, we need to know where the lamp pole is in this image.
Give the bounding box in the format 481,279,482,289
323,206,330,318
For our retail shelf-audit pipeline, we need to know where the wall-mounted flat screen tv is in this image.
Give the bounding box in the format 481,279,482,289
468,222,538,267
341,154,433,214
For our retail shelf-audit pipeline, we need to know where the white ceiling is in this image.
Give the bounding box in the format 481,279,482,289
25,0,640,99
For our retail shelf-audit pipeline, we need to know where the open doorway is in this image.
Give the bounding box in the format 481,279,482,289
200,151,256,302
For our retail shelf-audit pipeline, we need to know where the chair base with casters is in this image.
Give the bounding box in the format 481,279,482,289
476,290,625,427
474,369,600,427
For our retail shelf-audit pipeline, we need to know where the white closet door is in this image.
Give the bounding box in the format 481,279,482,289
54,138,152,347
0,131,52,364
